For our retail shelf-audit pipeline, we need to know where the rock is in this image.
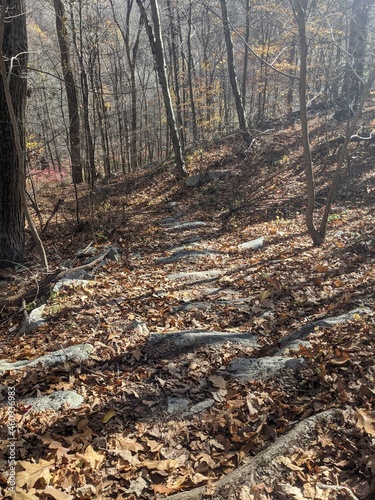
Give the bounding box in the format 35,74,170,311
186,174,202,187
167,397,192,414
182,399,215,417
165,221,207,231
166,201,179,209
131,319,149,336
277,340,312,355
238,237,264,251
167,270,221,283
0,343,94,373
19,305,46,333
105,247,122,261
205,170,231,181
21,390,84,412
228,356,305,382
279,307,372,347
172,302,210,313
157,249,224,264
63,269,94,281
76,245,97,257
53,278,92,293
159,217,178,225
149,330,259,348
168,242,201,253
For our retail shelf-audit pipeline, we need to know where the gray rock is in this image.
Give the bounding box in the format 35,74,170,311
159,217,178,225
21,390,84,412
19,305,46,333
168,242,201,253
157,249,224,264
228,356,305,382
165,221,207,231
182,399,215,417
0,344,94,373
279,307,372,347
186,174,202,187
278,340,312,355
149,330,258,348
172,302,210,313
131,319,149,335
238,237,264,251
53,278,92,292
61,269,94,280
167,397,192,414
167,270,221,283
186,170,231,188
206,170,231,181
166,201,179,209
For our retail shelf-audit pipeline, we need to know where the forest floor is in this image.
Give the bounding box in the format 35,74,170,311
0,118,375,499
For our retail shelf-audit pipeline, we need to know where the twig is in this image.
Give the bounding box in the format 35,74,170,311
317,483,359,500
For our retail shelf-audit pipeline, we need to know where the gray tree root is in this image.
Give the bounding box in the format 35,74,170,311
166,409,343,500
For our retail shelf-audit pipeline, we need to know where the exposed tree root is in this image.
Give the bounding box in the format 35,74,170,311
166,409,343,500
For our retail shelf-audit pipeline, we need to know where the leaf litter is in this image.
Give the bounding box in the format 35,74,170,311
0,122,374,498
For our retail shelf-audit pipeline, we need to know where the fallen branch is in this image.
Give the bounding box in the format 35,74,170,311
0,251,110,307
166,409,343,500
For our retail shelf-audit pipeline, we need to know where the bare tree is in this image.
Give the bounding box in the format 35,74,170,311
220,0,252,146
136,0,187,178
53,0,83,184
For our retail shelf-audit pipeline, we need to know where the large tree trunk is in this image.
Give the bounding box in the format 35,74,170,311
0,0,27,267
136,0,187,178
54,0,83,184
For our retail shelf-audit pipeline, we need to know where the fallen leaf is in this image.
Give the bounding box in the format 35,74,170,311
355,408,375,436
75,445,105,469
17,459,53,489
102,409,116,423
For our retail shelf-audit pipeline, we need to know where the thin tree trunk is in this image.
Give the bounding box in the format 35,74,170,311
220,0,252,146
136,0,187,178
53,0,83,184
292,0,324,246
187,0,198,144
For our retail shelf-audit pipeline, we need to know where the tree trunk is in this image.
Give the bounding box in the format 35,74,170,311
0,0,27,266
292,0,324,246
342,0,374,111
220,0,252,146
187,0,198,144
53,0,83,184
69,0,95,186
136,0,187,178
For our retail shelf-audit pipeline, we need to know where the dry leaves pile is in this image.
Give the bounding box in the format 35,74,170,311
0,121,374,499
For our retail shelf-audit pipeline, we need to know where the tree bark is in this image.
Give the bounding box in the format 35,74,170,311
136,0,187,178
0,0,27,266
342,0,374,111
53,0,83,184
292,0,324,246
220,0,252,146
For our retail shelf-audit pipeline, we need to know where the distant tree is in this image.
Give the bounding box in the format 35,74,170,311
220,0,252,145
136,0,187,178
341,0,374,112
53,0,83,184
